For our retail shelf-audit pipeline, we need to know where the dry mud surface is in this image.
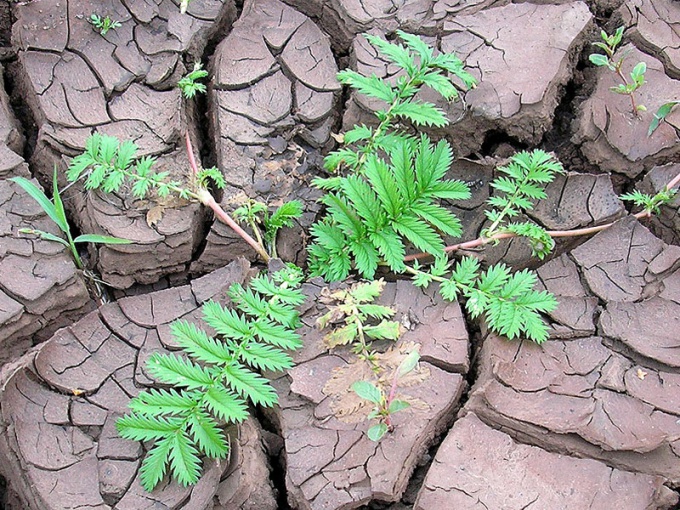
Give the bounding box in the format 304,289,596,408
1,0,680,508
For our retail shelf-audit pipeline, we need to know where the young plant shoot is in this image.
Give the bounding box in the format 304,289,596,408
590,26,647,115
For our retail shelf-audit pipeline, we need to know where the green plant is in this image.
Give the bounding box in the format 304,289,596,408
233,199,303,258
116,265,305,490
309,32,558,343
648,100,680,136
620,187,678,215
89,14,121,35
180,0,191,13
309,134,471,281
589,26,647,115
178,62,209,99
324,30,476,175
317,280,401,369
10,169,131,271
482,150,564,259
67,132,273,262
352,350,419,441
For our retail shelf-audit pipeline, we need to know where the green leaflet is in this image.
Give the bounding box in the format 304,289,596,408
117,268,304,491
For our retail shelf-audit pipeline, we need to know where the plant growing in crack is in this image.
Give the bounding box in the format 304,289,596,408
10,169,131,272
117,265,305,490
178,62,209,99
233,198,303,259
317,280,402,369
66,132,274,263
352,349,420,441
89,14,121,35
309,32,558,343
589,26,647,116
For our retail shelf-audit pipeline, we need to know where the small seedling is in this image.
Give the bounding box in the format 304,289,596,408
10,169,130,271
233,199,303,258
352,350,419,441
648,100,680,136
620,188,678,215
589,26,647,115
178,62,209,99
180,0,191,13
89,14,121,35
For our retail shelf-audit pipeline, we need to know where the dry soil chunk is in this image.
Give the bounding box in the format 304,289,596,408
415,413,678,510
622,0,680,79
438,2,592,154
466,218,680,485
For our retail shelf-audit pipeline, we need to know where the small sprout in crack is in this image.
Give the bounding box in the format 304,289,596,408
233,199,303,259
353,350,420,441
178,62,209,99
620,188,678,216
89,14,121,35
589,26,647,116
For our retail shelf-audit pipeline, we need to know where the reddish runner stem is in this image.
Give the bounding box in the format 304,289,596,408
184,133,270,263
404,172,679,264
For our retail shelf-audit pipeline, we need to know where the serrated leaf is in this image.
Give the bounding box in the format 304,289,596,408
391,101,448,127
352,380,383,404
168,430,202,487
363,320,401,340
204,386,249,423
324,322,358,348
388,399,410,414
139,436,172,491
222,362,278,406
367,423,388,441
147,353,215,389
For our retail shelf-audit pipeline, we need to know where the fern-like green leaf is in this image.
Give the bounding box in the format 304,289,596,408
168,431,202,487
338,70,396,103
170,320,233,364
391,101,448,127
147,353,215,389
393,214,444,256
204,386,250,423
116,414,183,442
139,436,173,491
239,343,292,372
187,410,229,458
202,300,251,340
222,362,278,406
251,319,303,349
128,388,198,417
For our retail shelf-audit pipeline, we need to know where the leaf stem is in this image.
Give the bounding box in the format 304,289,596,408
404,170,680,263
184,133,270,263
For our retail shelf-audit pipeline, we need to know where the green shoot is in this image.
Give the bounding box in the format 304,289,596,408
589,26,646,115
324,30,476,174
178,62,209,99
180,0,191,13
10,169,131,270
89,14,121,35
648,100,680,136
620,188,678,215
484,150,564,259
233,199,303,258
117,266,305,491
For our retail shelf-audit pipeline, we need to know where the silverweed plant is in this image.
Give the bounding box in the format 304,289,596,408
178,62,209,99
67,132,286,262
589,26,647,115
117,266,305,490
89,14,121,35
309,32,558,343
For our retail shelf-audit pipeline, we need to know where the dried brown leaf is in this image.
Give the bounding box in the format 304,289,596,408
146,205,165,227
